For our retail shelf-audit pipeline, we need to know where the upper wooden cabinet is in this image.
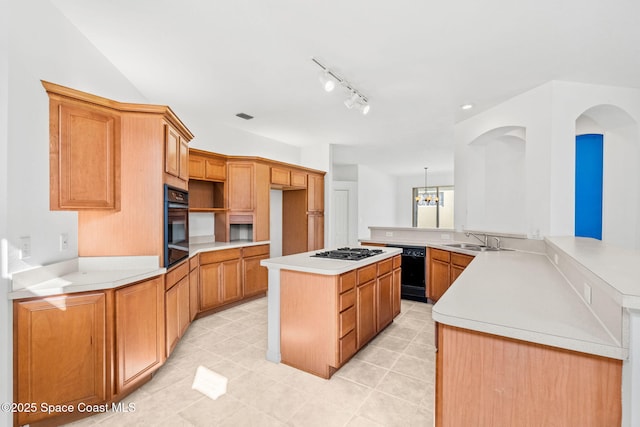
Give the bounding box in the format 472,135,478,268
271,167,290,186
47,93,121,210
189,150,226,181
307,173,324,212
164,123,189,182
228,162,255,211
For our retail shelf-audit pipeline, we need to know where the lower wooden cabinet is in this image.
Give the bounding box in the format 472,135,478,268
392,255,402,317
242,244,270,297
14,292,108,426
114,277,165,395
199,250,242,312
280,257,402,378
165,261,191,357
428,248,474,302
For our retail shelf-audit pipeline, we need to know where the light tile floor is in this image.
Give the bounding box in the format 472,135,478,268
66,297,436,427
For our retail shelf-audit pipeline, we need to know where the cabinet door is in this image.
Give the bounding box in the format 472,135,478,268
377,272,394,331
356,280,377,348
307,213,325,251
178,276,190,336
228,162,254,211
221,259,242,303
243,254,269,297
307,173,324,212
429,259,450,302
392,267,402,317
189,267,199,320
165,124,180,178
15,293,107,425
115,277,164,394
165,283,179,356
189,154,206,179
51,101,120,210
205,158,226,181
199,262,223,311
178,139,189,181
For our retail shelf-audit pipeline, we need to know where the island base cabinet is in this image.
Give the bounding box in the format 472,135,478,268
14,293,108,426
435,324,622,427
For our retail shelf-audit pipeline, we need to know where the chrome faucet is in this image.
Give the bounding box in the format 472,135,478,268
491,236,501,249
465,232,488,246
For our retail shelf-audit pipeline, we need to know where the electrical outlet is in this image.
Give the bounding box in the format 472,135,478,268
20,236,31,259
385,232,393,237
60,233,69,251
583,283,592,304
441,233,451,240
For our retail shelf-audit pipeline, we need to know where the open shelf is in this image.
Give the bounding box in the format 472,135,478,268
189,179,225,210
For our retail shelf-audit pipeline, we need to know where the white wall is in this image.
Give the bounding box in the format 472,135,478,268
455,81,640,245
357,165,397,239
3,0,151,414
0,0,11,424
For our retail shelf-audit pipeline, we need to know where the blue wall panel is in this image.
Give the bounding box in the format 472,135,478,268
575,134,603,240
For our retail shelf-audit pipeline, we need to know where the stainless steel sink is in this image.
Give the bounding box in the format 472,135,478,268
444,243,510,252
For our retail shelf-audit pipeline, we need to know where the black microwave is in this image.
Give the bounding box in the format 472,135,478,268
164,185,189,268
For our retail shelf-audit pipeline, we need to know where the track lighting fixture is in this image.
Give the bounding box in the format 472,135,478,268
312,57,370,115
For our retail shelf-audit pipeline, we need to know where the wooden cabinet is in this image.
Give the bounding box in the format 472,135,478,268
280,256,400,378
307,213,325,251
428,248,474,302
356,264,378,348
198,248,243,312
291,170,307,188
435,323,622,427
189,256,199,321
14,292,108,425
376,258,394,331
165,261,191,357
228,162,254,211
271,167,290,186
189,152,226,181
242,244,270,297
165,123,189,182
46,91,121,211
307,173,324,212
114,277,165,395
392,255,402,317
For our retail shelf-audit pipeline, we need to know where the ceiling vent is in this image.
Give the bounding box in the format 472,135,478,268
235,113,254,120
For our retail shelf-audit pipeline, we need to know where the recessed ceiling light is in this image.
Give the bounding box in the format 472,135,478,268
460,104,474,110
236,113,254,120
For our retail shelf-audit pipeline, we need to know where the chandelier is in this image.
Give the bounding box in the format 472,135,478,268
415,167,439,205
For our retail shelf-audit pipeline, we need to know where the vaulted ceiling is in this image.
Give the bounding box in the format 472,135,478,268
51,0,640,175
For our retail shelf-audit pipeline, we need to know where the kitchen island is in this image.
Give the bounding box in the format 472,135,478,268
261,246,402,378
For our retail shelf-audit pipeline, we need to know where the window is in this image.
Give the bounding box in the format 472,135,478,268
412,186,454,228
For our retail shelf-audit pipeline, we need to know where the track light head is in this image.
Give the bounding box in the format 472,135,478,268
360,102,370,115
344,92,359,109
318,72,335,92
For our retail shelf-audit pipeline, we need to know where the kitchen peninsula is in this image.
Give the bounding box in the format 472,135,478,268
261,246,402,378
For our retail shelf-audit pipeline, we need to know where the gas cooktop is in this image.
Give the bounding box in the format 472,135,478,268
311,247,384,261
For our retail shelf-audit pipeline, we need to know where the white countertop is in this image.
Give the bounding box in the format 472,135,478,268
261,246,402,275
9,239,271,300
432,245,627,360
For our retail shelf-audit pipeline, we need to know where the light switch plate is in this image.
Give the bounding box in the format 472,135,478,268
583,283,592,304
20,236,31,259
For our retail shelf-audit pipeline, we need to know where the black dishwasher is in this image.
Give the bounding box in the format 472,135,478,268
392,245,427,303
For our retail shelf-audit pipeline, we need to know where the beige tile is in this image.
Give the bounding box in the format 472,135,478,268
314,376,373,413
381,323,421,341
227,370,277,402
375,371,430,403
288,400,354,427
250,381,310,422
391,354,434,382
335,358,389,388
213,320,252,337
402,341,435,359
196,314,232,330
209,358,251,381
355,344,401,369
345,415,385,427
206,336,252,357
369,333,411,353
357,390,424,427
178,394,246,426
217,308,252,321
218,404,284,427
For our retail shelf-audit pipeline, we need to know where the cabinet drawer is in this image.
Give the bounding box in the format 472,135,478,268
229,214,253,224
357,264,377,285
431,248,451,263
340,271,356,293
166,260,189,290
199,248,242,264
340,329,356,363
243,244,270,258
339,289,355,312
393,255,402,269
339,306,356,338
189,255,199,271
451,252,474,268
377,258,393,275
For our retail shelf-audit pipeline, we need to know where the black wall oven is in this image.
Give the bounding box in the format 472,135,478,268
164,185,189,268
